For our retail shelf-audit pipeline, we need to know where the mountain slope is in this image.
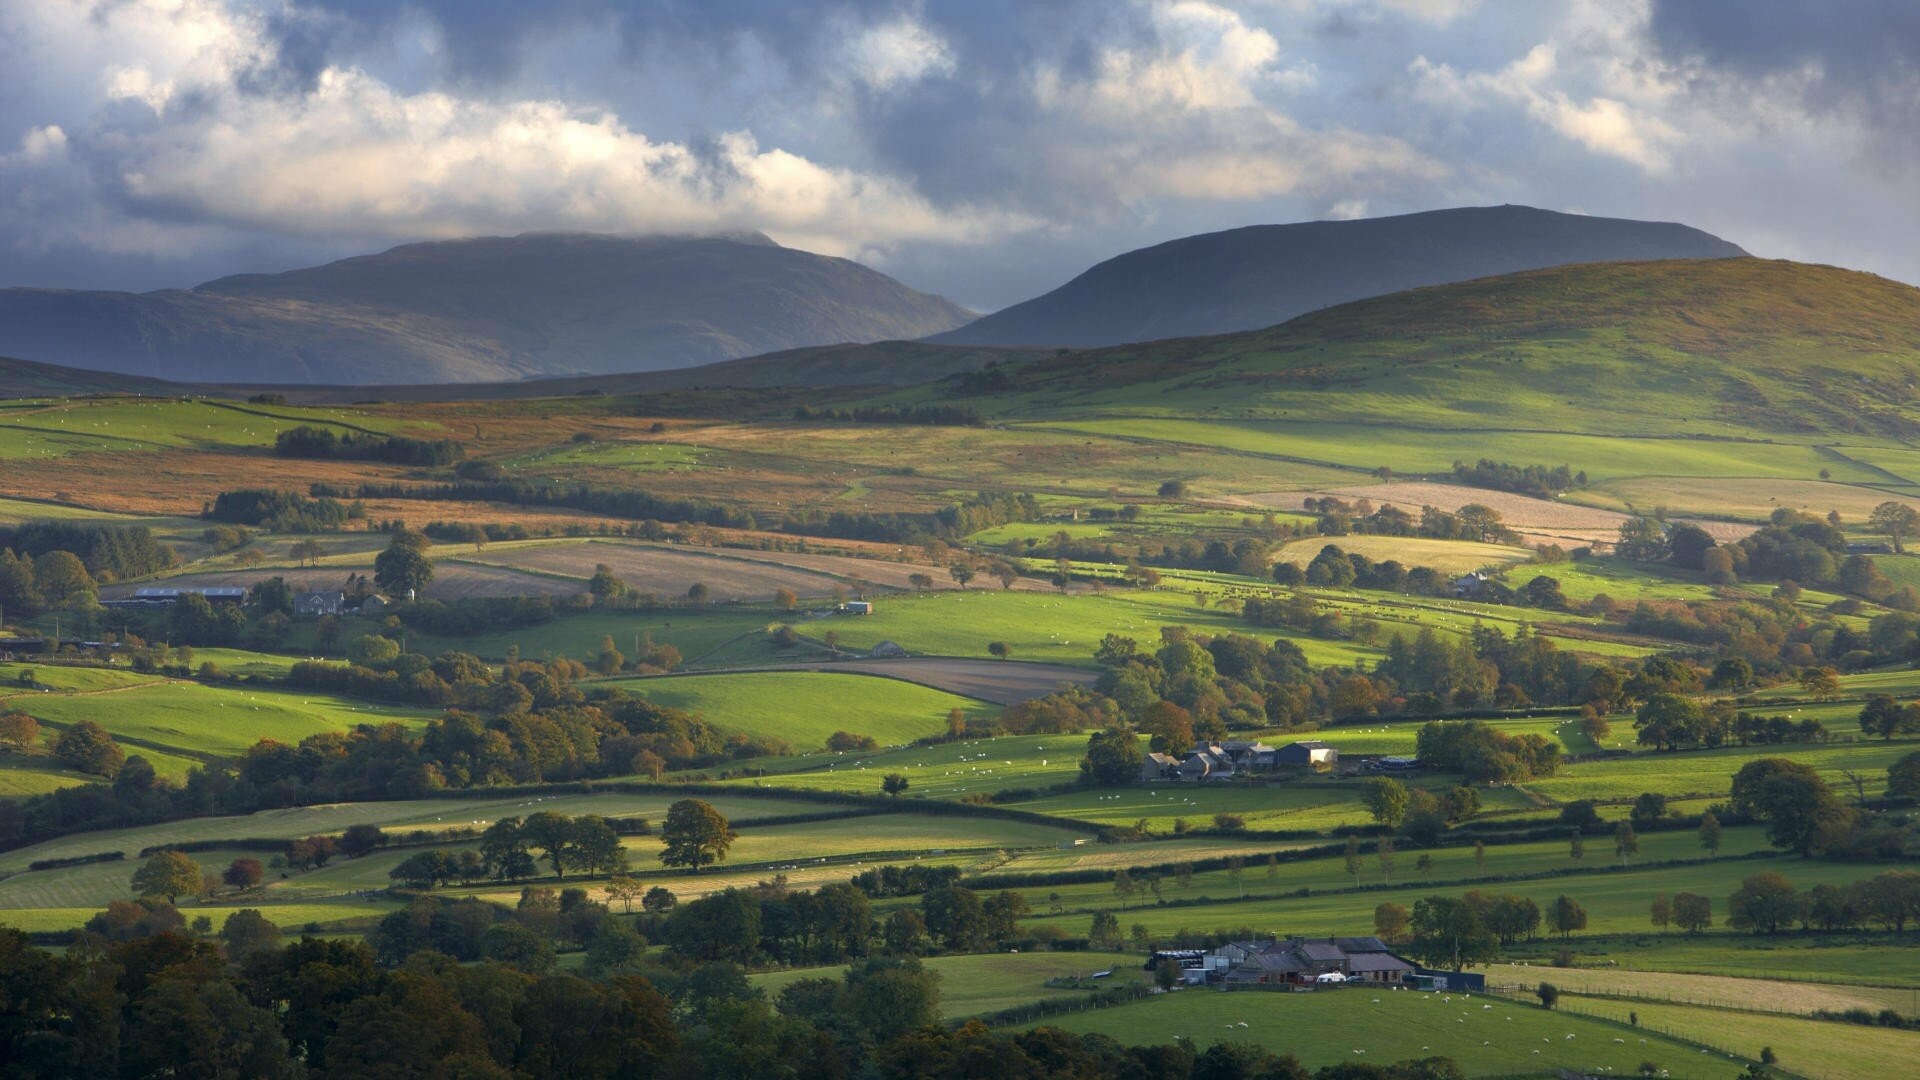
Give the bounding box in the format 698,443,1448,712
945,257,1920,442
0,233,974,385
933,205,1746,348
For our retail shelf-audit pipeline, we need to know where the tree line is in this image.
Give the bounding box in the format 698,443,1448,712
274,425,466,466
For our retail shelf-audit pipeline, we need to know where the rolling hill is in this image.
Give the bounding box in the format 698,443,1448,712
932,204,1745,348
940,257,1920,441
0,233,974,385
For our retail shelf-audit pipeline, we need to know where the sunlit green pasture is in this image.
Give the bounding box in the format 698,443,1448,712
1021,851,1874,941
754,951,1145,1020
1042,988,1729,1078
606,671,998,748
1033,418,1879,486
1,678,435,770
1563,998,1920,1080
0,398,427,458
1006,827,1775,918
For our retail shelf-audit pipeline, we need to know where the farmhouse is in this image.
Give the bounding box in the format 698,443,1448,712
294,591,344,618
842,600,874,615
1138,752,1183,781
1274,740,1337,767
1202,936,1417,988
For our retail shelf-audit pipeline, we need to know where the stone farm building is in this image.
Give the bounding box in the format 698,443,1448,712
1137,740,1338,782
1146,936,1480,991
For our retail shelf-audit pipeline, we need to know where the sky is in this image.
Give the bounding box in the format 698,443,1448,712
2,0,1916,312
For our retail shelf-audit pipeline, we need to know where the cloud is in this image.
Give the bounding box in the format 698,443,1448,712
1645,0,1920,163
1410,43,1681,173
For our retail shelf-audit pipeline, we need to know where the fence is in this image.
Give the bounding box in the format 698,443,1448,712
1486,985,1812,1079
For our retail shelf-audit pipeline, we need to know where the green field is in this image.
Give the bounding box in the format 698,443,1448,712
0,674,437,771
803,588,1380,668
755,951,1144,1020
0,790,857,874
1560,997,1920,1080
1035,418,1879,486
719,733,1084,798
608,671,999,748
1041,987,1732,1077
1021,849,1872,941
0,398,426,458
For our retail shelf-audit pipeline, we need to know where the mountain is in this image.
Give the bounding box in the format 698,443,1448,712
945,257,1920,441
0,233,974,384
931,205,1746,348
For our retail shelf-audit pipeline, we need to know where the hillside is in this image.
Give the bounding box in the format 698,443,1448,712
946,257,1920,441
0,233,974,385
932,204,1745,347
0,355,197,399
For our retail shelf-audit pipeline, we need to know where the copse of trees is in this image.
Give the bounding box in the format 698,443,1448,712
205,489,356,531
275,425,465,465
790,403,984,426
0,522,175,583
1451,458,1587,497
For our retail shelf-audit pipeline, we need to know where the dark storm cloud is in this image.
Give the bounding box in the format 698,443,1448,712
1648,1,1920,153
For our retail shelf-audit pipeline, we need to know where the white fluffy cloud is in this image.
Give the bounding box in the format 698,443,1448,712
1410,44,1681,173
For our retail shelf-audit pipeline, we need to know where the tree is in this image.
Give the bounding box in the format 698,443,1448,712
338,824,387,858
1343,836,1363,884
219,908,281,961
1089,910,1122,949
1731,758,1853,855
685,582,710,603
661,799,737,872
373,535,433,597
1869,500,1920,553
570,815,627,876
132,851,202,903
1536,982,1560,1010
1673,892,1713,933
1548,894,1588,939
1798,666,1842,702
882,772,910,796
1079,727,1142,786
222,858,263,892
522,811,578,880
837,956,942,1043
588,564,628,600
1614,822,1639,865
1361,776,1410,827
1376,836,1397,883
1568,831,1585,861
1374,902,1411,944
1699,810,1723,855
0,710,40,749
1650,893,1672,932
1112,869,1138,909
33,551,94,609
1860,694,1920,740
52,720,124,778
288,539,326,567
948,565,975,589
1634,693,1703,750
987,641,1010,660
1408,895,1498,969
1889,751,1920,799
642,886,677,914
1615,517,1668,561
1629,792,1669,830
583,917,647,976
603,874,641,914
1728,872,1800,935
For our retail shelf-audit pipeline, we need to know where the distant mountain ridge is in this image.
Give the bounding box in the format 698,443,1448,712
0,233,975,385
932,205,1746,347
